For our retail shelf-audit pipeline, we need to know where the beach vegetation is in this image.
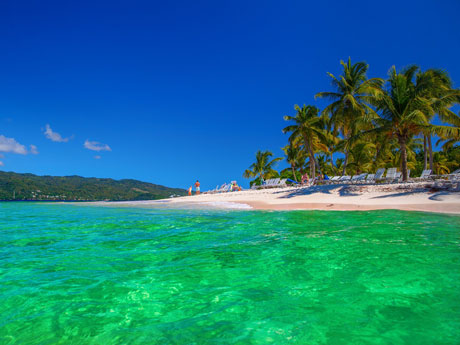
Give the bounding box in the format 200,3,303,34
244,60,460,185
243,150,282,185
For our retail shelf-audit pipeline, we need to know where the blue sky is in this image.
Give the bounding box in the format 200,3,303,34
1,0,459,190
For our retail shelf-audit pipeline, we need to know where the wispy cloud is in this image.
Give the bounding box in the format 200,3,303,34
0,161,4,166
0,135,28,154
84,140,111,152
30,145,39,155
94,155,101,159
44,124,71,142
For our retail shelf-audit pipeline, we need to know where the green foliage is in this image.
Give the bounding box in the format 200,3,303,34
246,59,460,180
0,172,186,201
243,150,282,184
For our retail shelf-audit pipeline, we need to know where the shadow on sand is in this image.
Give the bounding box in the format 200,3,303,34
274,184,361,199
370,189,457,201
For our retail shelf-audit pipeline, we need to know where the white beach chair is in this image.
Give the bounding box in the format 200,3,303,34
396,169,410,182
265,179,275,188
385,168,398,182
324,176,338,184
351,174,360,183
278,179,287,187
420,169,432,180
340,175,351,183
327,176,340,184
356,173,368,183
366,174,375,183
261,179,272,188
448,169,460,181
375,168,386,181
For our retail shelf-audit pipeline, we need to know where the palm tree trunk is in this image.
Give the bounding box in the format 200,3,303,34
427,135,433,171
291,165,297,182
329,153,335,174
423,135,427,170
342,150,349,176
399,136,408,181
303,135,315,178
310,153,316,178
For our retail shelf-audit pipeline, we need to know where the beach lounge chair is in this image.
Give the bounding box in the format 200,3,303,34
419,169,432,180
385,168,398,182
261,179,272,188
218,183,232,192
208,185,220,194
278,179,287,187
351,173,368,184
366,174,375,183
396,169,410,181
324,176,337,184
351,174,360,183
357,173,368,183
216,184,226,192
374,168,385,180
339,175,351,183
447,169,460,181
326,176,340,184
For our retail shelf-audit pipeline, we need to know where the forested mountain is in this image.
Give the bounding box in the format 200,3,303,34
0,171,186,201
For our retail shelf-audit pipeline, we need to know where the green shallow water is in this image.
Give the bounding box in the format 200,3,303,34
1,203,460,344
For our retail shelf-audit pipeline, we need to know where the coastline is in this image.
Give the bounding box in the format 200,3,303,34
163,182,460,215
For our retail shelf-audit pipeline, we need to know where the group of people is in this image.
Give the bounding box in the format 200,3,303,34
187,180,242,195
301,172,329,185
188,180,200,196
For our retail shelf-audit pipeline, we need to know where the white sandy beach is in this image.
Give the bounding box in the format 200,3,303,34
159,182,460,214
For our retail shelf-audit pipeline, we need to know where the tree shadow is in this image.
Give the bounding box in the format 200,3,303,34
275,184,361,199
371,189,459,200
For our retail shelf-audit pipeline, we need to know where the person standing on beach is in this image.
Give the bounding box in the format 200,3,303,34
301,173,309,185
188,186,192,196
195,180,200,195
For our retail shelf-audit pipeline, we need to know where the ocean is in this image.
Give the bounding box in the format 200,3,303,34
1,202,460,344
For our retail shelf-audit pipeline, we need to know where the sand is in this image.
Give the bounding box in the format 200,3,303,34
164,182,460,214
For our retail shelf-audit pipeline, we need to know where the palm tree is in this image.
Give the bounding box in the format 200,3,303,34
315,58,383,175
416,68,460,170
282,143,305,182
243,150,282,185
283,105,327,178
370,66,459,181
347,141,377,175
318,130,341,175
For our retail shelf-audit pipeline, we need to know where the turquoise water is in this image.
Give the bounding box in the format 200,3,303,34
1,203,460,344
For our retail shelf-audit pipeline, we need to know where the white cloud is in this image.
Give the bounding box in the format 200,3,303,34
0,135,28,154
0,161,4,166
84,140,111,152
30,145,39,154
94,155,101,159
44,124,71,142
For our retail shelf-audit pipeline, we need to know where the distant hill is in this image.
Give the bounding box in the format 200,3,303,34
0,171,187,201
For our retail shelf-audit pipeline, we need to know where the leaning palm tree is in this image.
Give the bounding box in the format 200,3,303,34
315,58,382,175
283,105,327,178
243,150,282,184
370,66,459,181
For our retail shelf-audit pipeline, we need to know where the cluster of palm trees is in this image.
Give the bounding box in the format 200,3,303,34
244,59,460,185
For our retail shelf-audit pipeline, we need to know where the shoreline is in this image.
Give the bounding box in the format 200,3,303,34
163,183,460,215
237,200,460,214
